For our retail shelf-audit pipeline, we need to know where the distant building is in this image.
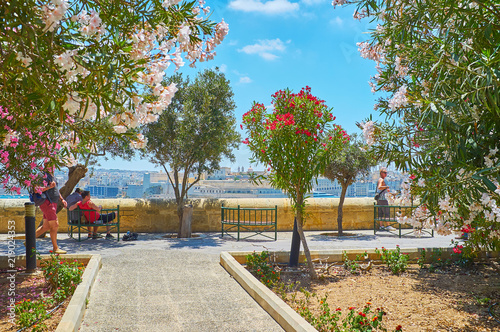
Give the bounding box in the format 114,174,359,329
50,163,407,200
207,167,231,180
85,185,119,198
126,184,143,198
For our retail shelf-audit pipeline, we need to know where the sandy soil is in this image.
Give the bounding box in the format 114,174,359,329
277,263,500,332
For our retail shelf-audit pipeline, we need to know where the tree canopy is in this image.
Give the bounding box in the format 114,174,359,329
335,0,500,251
242,86,348,278
0,0,228,193
324,133,374,235
143,68,240,235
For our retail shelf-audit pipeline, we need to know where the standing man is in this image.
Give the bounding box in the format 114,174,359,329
35,172,67,254
376,168,395,231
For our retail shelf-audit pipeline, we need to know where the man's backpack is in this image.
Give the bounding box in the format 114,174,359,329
29,192,47,207
123,232,138,241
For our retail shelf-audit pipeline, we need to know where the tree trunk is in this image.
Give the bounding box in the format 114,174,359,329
179,204,193,238
296,212,318,279
57,164,88,213
337,184,348,236
288,217,300,267
176,199,184,237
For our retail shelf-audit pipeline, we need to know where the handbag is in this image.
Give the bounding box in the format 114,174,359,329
374,188,386,200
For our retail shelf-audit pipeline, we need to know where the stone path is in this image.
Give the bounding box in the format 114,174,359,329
79,249,283,331
1,230,456,331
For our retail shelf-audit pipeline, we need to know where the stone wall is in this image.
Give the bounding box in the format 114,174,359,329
0,197,376,234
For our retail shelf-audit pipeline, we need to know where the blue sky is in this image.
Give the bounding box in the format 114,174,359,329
100,0,379,171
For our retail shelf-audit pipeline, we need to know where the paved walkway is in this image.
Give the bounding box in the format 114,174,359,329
2,230,457,331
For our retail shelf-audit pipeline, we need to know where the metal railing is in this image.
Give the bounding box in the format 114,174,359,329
221,204,277,241
374,203,434,238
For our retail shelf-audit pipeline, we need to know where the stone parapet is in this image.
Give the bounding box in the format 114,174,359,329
0,197,375,234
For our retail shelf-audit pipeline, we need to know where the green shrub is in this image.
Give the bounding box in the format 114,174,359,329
41,251,84,301
15,298,49,331
15,252,85,330
291,291,401,332
375,246,409,275
245,251,280,287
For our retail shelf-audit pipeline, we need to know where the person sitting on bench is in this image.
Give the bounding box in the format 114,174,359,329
66,188,83,223
69,190,116,239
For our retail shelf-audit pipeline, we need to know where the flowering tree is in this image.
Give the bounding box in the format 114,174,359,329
143,68,240,237
334,0,500,252
0,0,228,194
242,87,348,278
324,134,374,236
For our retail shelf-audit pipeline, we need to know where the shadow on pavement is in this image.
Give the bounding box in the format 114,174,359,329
308,232,378,242
167,233,224,249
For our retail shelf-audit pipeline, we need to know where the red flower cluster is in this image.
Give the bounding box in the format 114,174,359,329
242,103,265,123
461,224,474,233
275,112,295,125
296,128,313,136
453,244,463,254
264,113,295,131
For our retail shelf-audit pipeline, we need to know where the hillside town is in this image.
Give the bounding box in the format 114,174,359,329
16,165,405,199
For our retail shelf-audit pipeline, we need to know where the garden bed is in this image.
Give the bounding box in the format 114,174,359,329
0,254,98,332
275,262,500,331
230,249,500,331
0,268,72,331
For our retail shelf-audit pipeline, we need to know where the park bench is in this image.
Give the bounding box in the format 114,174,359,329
374,203,433,238
67,206,120,242
221,204,277,241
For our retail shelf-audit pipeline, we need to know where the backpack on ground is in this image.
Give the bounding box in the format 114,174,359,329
123,232,138,241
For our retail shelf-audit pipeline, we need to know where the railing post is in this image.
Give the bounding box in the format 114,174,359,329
398,206,402,238
24,202,36,272
117,205,120,241
237,205,240,241
221,203,224,238
274,205,277,241
77,207,81,242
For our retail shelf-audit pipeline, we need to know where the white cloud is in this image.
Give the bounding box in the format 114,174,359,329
219,64,228,73
260,52,279,61
232,70,253,84
239,76,253,84
228,0,299,14
238,39,286,60
329,16,344,27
